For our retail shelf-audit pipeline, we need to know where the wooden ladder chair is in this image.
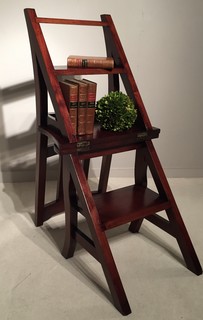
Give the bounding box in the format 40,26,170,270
24,8,202,315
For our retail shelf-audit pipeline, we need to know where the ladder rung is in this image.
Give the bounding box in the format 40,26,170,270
36,17,108,26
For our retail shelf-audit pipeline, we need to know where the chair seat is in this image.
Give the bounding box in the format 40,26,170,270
40,120,160,158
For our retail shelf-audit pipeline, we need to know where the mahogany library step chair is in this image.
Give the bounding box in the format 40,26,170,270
24,8,202,316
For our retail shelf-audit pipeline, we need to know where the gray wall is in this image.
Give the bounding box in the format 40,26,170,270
1,0,203,182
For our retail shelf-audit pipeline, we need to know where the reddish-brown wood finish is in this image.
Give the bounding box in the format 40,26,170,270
24,8,202,316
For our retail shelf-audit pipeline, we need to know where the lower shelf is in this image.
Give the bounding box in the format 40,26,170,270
93,185,171,230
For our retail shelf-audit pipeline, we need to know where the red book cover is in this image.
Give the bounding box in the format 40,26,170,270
67,55,114,69
59,80,78,135
81,79,97,135
66,79,87,135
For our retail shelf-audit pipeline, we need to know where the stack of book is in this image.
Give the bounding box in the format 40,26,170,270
59,78,97,136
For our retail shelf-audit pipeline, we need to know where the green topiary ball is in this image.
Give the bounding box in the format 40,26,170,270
96,91,137,132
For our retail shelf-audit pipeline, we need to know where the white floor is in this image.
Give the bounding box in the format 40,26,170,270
0,178,203,320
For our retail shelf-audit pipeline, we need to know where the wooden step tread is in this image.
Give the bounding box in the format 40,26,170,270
93,186,171,230
55,67,126,76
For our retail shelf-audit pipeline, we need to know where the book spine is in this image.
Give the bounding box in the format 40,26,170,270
67,57,114,69
77,83,87,135
85,82,97,135
69,87,78,136
59,82,77,135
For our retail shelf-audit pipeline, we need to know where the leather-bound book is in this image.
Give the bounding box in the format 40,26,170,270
66,79,87,135
67,55,114,69
80,79,97,135
59,80,78,135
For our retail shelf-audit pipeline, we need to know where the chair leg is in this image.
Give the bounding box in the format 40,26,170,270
65,154,131,315
146,141,202,275
130,142,202,275
83,158,90,178
91,226,132,315
129,148,147,233
98,155,112,193
35,132,48,226
166,207,202,275
129,218,144,233
62,155,77,259
56,155,64,202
